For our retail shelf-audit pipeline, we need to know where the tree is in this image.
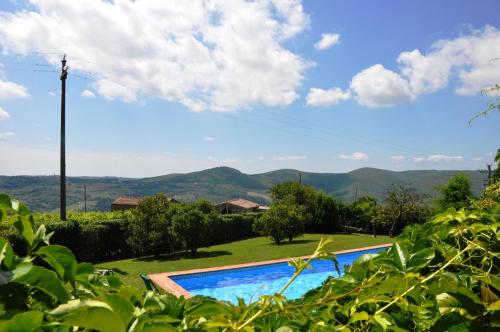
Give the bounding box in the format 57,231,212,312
269,181,318,226
349,196,378,235
253,200,305,244
437,173,473,210
373,186,430,237
171,204,210,255
126,194,175,257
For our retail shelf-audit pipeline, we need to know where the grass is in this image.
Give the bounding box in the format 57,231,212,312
99,233,393,290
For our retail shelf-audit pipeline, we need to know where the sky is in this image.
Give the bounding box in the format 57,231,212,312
0,0,499,177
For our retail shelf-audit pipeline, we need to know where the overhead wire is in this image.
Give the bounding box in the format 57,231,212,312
0,56,434,158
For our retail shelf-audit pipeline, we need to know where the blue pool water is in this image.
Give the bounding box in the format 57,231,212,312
171,247,386,303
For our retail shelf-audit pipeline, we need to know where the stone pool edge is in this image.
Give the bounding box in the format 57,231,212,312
148,243,393,298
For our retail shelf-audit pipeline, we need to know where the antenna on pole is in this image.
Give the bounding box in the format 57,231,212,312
60,54,68,221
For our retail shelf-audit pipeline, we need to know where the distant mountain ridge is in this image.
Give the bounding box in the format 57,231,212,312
0,167,485,212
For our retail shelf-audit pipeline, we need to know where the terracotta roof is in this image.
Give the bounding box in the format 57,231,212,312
111,197,143,205
218,198,260,209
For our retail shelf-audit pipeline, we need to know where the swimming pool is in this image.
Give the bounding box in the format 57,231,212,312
168,246,389,304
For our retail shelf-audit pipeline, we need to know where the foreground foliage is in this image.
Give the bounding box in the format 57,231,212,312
0,192,498,331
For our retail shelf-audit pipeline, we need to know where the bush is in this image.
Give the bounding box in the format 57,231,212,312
254,200,306,244
172,205,211,255
212,213,260,244
126,193,176,257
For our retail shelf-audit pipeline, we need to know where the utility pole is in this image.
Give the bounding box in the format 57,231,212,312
480,163,493,188
60,55,68,221
298,172,302,184
84,185,87,213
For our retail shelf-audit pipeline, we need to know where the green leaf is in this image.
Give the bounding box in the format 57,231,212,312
13,217,34,248
371,312,393,331
0,311,43,332
36,245,77,285
407,248,434,271
16,203,30,216
14,266,70,302
98,293,136,328
349,311,369,323
436,288,484,316
50,299,125,332
0,238,15,269
431,312,471,332
391,242,407,271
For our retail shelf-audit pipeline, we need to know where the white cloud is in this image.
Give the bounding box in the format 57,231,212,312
0,79,29,100
324,26,500,108
81,89,96,98
314,33,340,50
306,87,351,106
0,107,10,121
390,155,405,162
0,131,15,139
413,154,464,163
49,91,57,97
94,80,136,103
350,64,414,107
203,136,214,142
0,0,310,112
471,157,483,161
427,154,464,162
338,152,368,161
398,26,500,96
272,155,306,161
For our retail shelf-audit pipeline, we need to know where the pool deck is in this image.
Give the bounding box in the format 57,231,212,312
148,243,392,298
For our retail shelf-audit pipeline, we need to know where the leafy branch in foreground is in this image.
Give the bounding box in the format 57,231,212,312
0,192,499,331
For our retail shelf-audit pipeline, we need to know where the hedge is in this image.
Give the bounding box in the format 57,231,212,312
0,211,262,262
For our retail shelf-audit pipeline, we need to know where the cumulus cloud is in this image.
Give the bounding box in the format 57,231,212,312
314,26,500,108
81,89,96,98
390,155,405,162
350,64,414,107
413,154,464,163
0,79,29,100
306,87,351,106
398,26,500,95
0,107,10,121
0,131,15,139
338,152,368,161
314,33,340,50
203,136,214,142
0,0,310,112
273,155,306,161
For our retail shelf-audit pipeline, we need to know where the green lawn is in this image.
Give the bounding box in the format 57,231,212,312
99,234,393,290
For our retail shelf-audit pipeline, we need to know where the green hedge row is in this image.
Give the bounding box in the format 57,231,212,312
0,211,261,262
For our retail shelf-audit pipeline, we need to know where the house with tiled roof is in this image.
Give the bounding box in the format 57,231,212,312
215,198,268,214
110,196,178,211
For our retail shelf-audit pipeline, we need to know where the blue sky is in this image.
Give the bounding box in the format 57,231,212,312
0,0,499,177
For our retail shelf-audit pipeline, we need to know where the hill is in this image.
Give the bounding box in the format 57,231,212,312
0,167,486,211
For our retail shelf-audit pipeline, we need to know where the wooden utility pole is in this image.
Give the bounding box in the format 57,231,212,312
60,55,68,220
84,185,87,213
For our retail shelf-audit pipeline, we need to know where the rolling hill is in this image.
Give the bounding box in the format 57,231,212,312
0,167,486,212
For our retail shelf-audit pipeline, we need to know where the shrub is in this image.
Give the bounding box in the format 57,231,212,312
171,205,210,255
212,213,260,244
126,193,176,257
254,200,306,244
436,172,474,210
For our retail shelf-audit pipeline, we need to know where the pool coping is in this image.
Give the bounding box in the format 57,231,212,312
148,243,392,298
